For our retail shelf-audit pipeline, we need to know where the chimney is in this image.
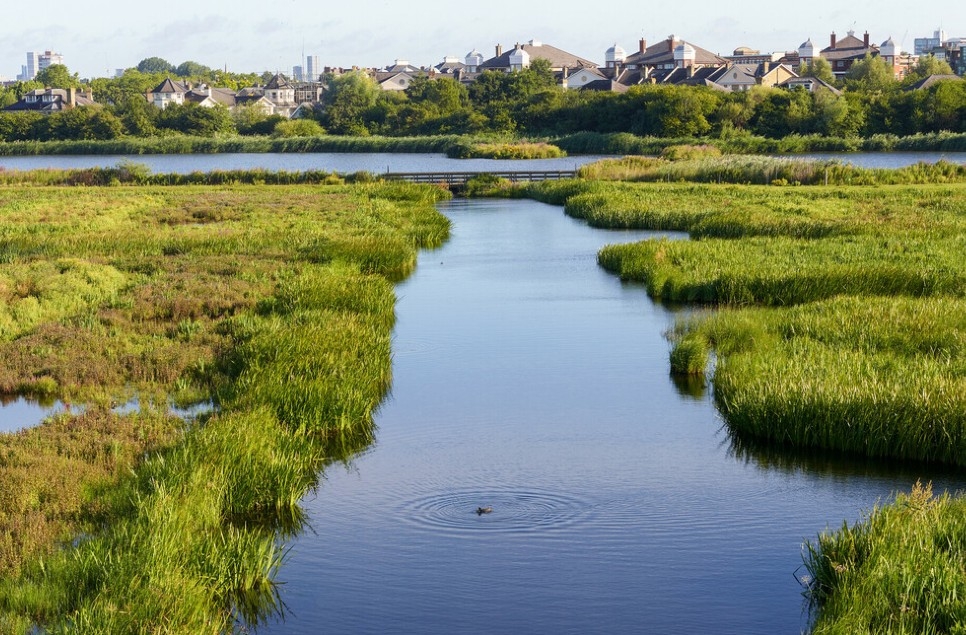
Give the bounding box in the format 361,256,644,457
496,44,503,57
67,87,76,107
863,31,870,47
830,32,836,49
763,61,771,74
639,38,647,54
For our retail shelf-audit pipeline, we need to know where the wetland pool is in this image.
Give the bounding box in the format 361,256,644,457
261,198,966,634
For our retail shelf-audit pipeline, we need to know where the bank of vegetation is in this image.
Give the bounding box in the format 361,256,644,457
506,156,966,632
1,54,964,154
0,179,449,632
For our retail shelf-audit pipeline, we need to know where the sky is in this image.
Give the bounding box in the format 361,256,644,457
2,0,964,80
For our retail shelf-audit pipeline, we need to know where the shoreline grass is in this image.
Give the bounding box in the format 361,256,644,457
0,179,450,631
520,163,966,632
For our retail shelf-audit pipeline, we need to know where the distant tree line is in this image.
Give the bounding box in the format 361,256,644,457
0,54,963,143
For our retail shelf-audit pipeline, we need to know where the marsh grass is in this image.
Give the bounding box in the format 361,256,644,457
552,131,966,155
0,180,451,631
672,296,966,464
0,134,467,157
577,155,966,186
803,482,966,634
448,141,566,159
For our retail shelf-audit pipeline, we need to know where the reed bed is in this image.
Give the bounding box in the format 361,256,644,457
0,134,468,156
527,162,966,632
600,234,966,306
554,181,966,238
447,141,566,159
577,155,966,186
803,482,966,633
670,296,966,464
0,180,451,631
552,131,966,155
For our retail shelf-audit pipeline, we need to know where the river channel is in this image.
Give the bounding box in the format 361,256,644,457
260,197,966,634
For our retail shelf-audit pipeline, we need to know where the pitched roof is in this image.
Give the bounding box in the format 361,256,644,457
479,40,598,71
624,37,726,68
4,88,97,112
905,74,963,90
778,76,842,95
151,78,188,94
821,32,877,62
185,86,237,106
264,74,293,90
660,66,730,88
577,79,629,93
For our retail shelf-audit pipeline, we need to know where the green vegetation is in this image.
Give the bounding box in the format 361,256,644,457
2,56,964,148
562,179,966,465
512,161,966,632
0,179,450,632
804,482,966,634
447,140,566,159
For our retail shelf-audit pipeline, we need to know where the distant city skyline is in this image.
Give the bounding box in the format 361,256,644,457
2,0,964,79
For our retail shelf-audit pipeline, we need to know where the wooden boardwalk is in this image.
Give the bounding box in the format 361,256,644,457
383,170,577,185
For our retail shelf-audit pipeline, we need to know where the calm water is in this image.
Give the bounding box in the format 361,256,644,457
0,152,602,174
261,198,966,634
0,151,962,174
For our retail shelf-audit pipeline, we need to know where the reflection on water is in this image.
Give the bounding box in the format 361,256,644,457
725,429,966,490
670,372,707,400
0,395,216,435
0,396,69,433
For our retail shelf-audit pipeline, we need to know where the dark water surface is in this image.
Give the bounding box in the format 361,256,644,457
262,198,966,634
0,152,602,174
0,151,963,174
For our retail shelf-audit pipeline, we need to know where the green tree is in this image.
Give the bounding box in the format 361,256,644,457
34,64,81,89
272,119,326,137
321,71,379,135
45,107,123,140
137,57,175,74
175,61,212,78
113,95,159,136
0,112,45,141
904,55,956,85
799,57,836,85
156,102,235,136
844,54,896,92
921,80,966,132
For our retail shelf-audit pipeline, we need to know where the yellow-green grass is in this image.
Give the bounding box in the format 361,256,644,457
0,180,450,632
529,172,966,632
577,155,966,186
449,141,567,159
599,234,966,306
672,296,966,464
556,181,966,238
804,482,966,634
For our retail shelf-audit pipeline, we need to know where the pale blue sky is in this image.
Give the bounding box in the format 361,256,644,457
2,0,963,79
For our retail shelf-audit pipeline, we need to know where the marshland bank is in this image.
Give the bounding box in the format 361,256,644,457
1,155,965,632
0,179,449,632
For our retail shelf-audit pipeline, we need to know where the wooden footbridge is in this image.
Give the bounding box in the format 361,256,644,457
383,170,578,185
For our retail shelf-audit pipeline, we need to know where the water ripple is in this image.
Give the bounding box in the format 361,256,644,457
397,486,593,535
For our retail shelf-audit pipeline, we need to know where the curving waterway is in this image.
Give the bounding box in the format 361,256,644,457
261,198,966,634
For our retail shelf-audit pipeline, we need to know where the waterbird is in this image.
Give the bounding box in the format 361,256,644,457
476,506,492,515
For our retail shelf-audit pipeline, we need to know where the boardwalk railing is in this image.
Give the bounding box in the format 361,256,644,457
383,170,577,185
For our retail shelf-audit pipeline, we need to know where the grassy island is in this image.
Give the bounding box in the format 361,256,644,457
503,154,966,632
0,176,449,632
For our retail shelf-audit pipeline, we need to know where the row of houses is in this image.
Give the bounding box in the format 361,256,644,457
4,29,963,117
